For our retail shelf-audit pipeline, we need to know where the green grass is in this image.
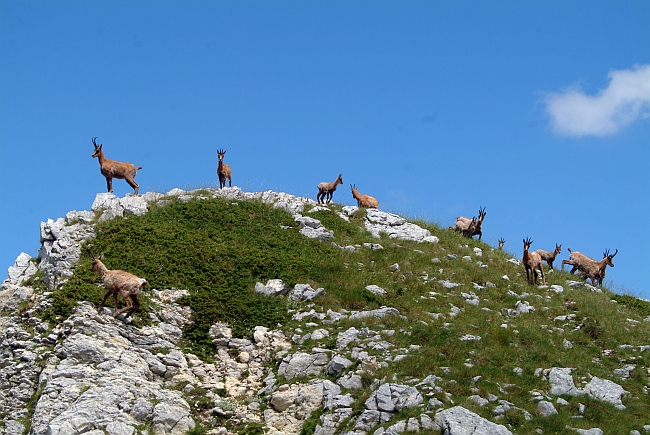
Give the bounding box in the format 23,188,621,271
35,193,650,434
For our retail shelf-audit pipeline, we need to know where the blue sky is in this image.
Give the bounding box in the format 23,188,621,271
1,1,649,298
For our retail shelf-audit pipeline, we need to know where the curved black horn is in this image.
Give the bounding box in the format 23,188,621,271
92,137,98,146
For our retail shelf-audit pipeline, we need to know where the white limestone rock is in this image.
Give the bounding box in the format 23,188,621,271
364,209,439,243
278,352,330,380
364,383,423,413
434,405,513,435
255,279,291,297
6,252,38,285
366,285,387,296
288,284,325,302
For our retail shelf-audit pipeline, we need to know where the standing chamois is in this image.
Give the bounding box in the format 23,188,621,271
92,137,142,195
88,249,148,318
217,149,232,188
523,238,546,286
535,243,562,271
317,174,343,204
350,184,379,209
450,206,486,239
498,238,506,250
562,248,617,286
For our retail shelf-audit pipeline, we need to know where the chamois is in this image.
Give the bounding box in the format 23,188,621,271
91,137,142,195
350,184,378,209
217,149,232,189
317,174,343,204
562,248,617,286
498,238,506,250
522,238,545,286
535,243,562,270
88,249,147,318
450,206,486,239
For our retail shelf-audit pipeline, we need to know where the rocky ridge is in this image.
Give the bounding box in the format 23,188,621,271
1,187,648,435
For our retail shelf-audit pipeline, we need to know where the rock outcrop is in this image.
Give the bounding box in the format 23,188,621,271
1,187,646,435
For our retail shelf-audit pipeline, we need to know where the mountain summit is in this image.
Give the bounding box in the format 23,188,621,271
1,187,649,435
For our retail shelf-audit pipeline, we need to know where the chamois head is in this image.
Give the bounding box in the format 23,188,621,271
87,248,107,276
477,206,486,222
91,137,102,157
603,249,618,267
498,238,505,249
523,238,533,251
217,149,227,162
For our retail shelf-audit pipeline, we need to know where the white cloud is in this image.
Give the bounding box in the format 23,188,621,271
544,64,650,136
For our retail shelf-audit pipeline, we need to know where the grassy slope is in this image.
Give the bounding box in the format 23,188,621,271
45,194,650,434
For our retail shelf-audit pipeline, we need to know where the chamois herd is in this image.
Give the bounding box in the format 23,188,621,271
88,138,619,318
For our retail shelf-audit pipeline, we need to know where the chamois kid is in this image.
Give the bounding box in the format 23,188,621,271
92,137,142,195
522,238,546,286
317,174,343,204
217,149,232,188
535,243,562,270
89,249,148,318
350,184,378,209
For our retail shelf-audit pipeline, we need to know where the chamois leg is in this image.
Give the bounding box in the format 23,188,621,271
112,290,120,316
99,289,113,312
106,177,113,193
125,176,139,195
125,294,140,318
228,177,232,187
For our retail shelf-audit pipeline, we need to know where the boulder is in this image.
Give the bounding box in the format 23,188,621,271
364,383,423,413
433,406,513,435
548,368,582,396
255,279,291,296
326,355,353,376
288,284,325,302
538,400,558,417
583,377,629,410
364,209,439,243
278,352,330,380
365,285,387,296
